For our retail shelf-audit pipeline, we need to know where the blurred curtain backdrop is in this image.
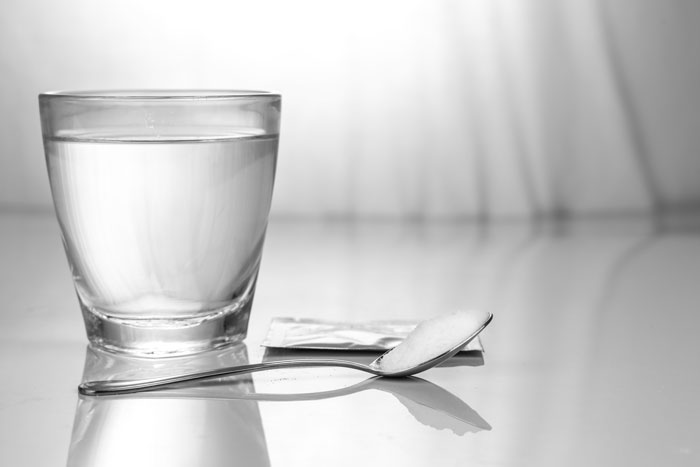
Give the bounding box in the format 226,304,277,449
1,0,699,220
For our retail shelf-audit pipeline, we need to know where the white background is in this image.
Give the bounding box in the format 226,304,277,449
1,0,699,219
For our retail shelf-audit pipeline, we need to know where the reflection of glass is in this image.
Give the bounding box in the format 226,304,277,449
67,345,270,467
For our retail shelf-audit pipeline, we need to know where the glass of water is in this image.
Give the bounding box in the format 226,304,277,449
39,90,281,357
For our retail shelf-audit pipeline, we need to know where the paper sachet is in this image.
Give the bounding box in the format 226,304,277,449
262,317,484,352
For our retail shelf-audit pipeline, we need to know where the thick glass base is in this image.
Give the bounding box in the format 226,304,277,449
79,295,254,358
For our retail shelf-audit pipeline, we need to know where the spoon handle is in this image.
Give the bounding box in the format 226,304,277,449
79,359,377,396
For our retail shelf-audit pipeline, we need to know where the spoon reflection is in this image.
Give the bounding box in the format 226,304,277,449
76,344,491,439
232,376,491,435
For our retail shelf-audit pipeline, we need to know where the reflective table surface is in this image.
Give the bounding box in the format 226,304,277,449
1,212,699,466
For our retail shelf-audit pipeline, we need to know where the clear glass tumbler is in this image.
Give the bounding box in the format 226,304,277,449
39,90,281,356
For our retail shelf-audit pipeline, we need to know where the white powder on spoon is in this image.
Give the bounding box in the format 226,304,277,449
377,310,490,373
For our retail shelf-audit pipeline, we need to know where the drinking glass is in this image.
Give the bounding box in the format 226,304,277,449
39,90,281,356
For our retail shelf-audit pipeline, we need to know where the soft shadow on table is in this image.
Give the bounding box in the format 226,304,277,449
67,344,490,465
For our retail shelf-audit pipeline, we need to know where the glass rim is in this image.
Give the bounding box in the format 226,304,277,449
39,89,281,100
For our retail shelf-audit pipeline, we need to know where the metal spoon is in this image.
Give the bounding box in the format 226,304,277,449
79,313,493,396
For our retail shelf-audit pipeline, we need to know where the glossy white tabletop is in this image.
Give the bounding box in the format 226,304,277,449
1,212,699,466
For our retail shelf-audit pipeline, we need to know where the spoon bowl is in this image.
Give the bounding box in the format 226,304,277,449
79,313,493,396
